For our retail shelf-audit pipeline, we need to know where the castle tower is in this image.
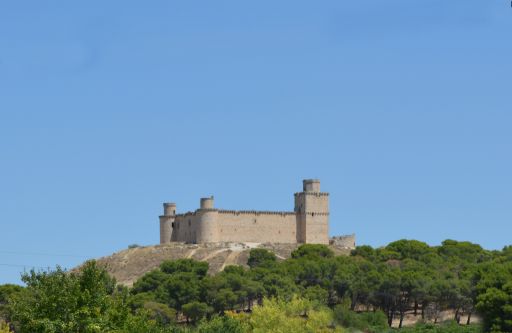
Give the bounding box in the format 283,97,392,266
159,203,176,244
200,196,214,209
294,179,329,244
196,196,219,243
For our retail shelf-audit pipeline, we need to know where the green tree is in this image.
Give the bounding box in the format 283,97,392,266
160,259,208,278
140,302,176,326
386,239,433,261
196,315,247,333
247,249,277,268
8,261,119,333
157,272,201,312
291,244,334,260
182,301,211,323
476,262,512,332
0,284,23,320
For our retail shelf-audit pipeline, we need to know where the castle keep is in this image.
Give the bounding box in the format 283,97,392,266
159,179,329,245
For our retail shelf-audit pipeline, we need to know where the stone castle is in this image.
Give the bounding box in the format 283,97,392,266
159,179,331,245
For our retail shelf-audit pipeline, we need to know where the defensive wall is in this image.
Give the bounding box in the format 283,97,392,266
330,234,356,249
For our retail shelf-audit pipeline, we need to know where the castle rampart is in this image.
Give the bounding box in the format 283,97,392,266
159,179,331,245
330,234,356,249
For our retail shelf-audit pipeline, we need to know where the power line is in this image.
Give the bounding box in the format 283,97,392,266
0,250,90,258
0,263,52,270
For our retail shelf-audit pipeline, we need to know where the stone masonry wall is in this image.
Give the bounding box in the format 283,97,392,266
330,234,356,249
170,210,298,244
216,211,297,243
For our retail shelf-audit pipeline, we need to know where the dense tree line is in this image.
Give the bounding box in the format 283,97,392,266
0,239,511,332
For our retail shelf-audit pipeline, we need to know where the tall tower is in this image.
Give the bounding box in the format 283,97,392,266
196,196,219,243
294,179,329,244
159,203,176,244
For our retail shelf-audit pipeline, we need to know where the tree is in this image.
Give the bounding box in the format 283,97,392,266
196,315,247,333
291,244,334,259
247,297,342,333
259,273,298,300
160,259,209,278
131,270,169,294
248,249,277,268
438,240,490,264
373,266,400,327
386,239,433,261
0,284,23,320
0,320,13,333
157,272,201,312
182,301,211,323
8,261,119,333
140,301,176,325
476,262,512,332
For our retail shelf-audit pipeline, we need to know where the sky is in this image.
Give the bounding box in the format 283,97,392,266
0,0,511,284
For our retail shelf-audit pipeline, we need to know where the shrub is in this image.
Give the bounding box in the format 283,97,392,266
142,301,176,325
196,315,246,333
333,305,389,333
0,320,13,333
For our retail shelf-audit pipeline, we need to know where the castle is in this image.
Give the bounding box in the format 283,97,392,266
159,179,330,245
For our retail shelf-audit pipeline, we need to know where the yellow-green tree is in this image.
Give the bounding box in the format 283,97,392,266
0,320,13,333
247,297,344,333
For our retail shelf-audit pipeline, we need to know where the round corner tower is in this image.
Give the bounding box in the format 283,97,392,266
196,196,219,243
200,196,214,209
159,203,176,244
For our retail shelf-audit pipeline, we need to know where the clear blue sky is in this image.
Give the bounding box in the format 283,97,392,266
1,1,511,284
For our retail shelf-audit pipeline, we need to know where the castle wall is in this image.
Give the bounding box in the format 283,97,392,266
216,211,297,243
169,211,298,244
172,213,201,243
330,234,356,249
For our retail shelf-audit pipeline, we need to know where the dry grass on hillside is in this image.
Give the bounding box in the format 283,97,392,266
92,242,351,287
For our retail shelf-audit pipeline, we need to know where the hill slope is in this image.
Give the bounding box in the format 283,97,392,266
94,242,352,287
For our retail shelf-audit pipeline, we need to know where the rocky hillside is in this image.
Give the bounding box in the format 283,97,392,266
94,242,352,287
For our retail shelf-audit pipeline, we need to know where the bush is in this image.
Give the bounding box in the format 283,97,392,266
358,311,389,332
196,315,246,333
333,305,389,333
398,321,482,333
0,320,13,333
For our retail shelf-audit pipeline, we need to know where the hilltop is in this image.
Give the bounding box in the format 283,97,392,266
94,242,352,287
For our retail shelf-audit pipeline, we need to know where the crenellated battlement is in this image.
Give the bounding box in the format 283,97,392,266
294,192,329,197
218,210,296,216
159,179,335,245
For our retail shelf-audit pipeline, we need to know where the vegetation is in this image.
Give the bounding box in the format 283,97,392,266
1,239,511,332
